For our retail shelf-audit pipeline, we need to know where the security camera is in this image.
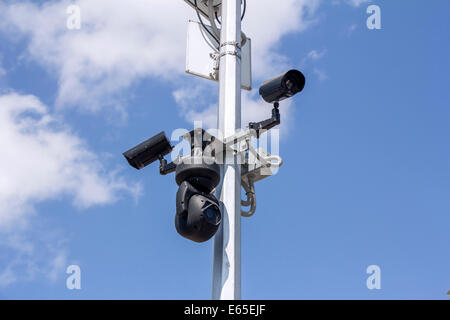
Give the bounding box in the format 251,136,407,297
175,156,221,242
173,130,221,242
123,129,222,243
259,69,306,104
123,131,173,170
249,69,306,136
175,180,221,243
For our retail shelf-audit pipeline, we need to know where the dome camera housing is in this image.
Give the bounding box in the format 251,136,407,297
174,156,221,242
175,181,221,243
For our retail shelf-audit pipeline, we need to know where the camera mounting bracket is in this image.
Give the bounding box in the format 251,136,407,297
159,156,177,176
204,128,283,181
151,126,282,219
208,123,283,218
159,127,282,193
248,102,280,138
159,128,216,176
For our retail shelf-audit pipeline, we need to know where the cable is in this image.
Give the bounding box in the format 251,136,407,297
214,0,247,25
215,11,221,25
195,1,248,62
241,177,256,218
207,0,221,40
199,23,219,53
241,0,247,21
194,0,219,44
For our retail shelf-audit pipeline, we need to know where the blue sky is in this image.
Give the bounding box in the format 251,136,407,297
0,0,449,299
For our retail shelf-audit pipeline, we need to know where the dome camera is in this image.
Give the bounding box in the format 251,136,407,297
175,158,221,242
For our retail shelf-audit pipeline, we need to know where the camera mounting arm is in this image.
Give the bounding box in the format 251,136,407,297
248,102,280,137
159,156,177,176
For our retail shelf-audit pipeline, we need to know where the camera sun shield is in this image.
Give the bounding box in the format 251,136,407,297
123,131,173,170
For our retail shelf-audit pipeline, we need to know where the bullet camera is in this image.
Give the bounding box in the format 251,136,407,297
249,69,306,136
123,131,173,170
259,69,306,103
123,129,222,243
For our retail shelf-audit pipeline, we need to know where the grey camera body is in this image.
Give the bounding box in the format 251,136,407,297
259,69,306,103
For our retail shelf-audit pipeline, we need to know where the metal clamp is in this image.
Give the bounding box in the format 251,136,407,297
219,50,241,59
220,41,241,49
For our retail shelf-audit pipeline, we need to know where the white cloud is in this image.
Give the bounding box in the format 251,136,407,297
344,0,372,7
0,91,141,286
305,49,327,61
0,226,69,287
301,49,327,68
0,0,320,287
0,0,319,122
313,68,328,81
0,92,141,230
243,0,320,79
348,23,358,35
0,0,318,224
0,0,193,113
176,86,294,138
174,0,319,129
0,54,5,78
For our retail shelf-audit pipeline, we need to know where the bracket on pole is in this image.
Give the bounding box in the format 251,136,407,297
248,102,281,138
159,156,177,176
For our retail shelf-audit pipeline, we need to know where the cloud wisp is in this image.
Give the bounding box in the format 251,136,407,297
0,92,141,230
0,1,321,286
0,0,192,113
0,91,142,287
0,0,320,125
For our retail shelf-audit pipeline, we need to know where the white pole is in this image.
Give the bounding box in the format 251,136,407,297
212,0,242,300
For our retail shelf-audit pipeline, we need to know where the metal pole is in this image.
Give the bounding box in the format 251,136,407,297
212,0,242,300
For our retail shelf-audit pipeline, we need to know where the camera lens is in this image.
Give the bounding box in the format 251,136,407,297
259,69,306,103
175,180,222,243
203,203,221,225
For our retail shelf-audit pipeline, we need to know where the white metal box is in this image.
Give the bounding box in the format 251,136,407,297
186,20,252,91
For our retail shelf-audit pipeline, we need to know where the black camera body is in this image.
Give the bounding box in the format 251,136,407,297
175,156,221,243
123,130,222,243
123,131,173,170
175,180,221,243
259,69,306,103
